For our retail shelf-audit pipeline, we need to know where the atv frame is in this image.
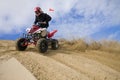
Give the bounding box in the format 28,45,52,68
16,25,59,53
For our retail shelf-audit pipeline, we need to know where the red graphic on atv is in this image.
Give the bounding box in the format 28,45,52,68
27,25,57,38
29,25,40,33
48,30,57,38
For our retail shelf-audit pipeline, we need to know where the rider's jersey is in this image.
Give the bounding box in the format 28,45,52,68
34,13,51,28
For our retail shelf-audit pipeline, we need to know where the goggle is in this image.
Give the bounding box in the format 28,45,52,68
35,11,40,14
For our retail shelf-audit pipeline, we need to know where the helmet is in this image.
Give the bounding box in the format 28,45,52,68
34,7,41,12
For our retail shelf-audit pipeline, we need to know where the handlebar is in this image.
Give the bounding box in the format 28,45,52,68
38,22,46,24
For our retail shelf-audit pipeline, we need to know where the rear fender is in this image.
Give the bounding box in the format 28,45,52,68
48,30,57,38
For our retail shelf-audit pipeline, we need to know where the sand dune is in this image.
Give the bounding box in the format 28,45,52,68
0,40,120,80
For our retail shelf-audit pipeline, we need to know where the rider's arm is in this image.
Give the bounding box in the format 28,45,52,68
34,16,38,25
45,13,52,22
38,14,51,25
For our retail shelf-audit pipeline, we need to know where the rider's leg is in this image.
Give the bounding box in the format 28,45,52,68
41,28,48,37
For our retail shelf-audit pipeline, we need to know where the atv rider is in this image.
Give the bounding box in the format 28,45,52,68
34,7,51,28
34,7,51,37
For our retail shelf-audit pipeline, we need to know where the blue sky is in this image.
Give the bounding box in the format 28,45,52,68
0,0,120,41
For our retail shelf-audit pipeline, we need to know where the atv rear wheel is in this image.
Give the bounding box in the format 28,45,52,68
16,38,28,51
51,39,59,50
36,38,48,53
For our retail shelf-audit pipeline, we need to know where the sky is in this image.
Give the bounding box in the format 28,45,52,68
0,0,120,41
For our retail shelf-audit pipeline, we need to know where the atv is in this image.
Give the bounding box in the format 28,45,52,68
16,25,59,53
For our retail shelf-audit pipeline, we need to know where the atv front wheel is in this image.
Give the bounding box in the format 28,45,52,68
36,38,48,53
16,38,28,51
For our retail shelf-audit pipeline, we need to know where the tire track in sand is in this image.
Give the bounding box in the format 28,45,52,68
14,52,90,80
46,51,120,80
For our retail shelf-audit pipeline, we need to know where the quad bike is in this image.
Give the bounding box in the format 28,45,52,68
16,25,59,53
